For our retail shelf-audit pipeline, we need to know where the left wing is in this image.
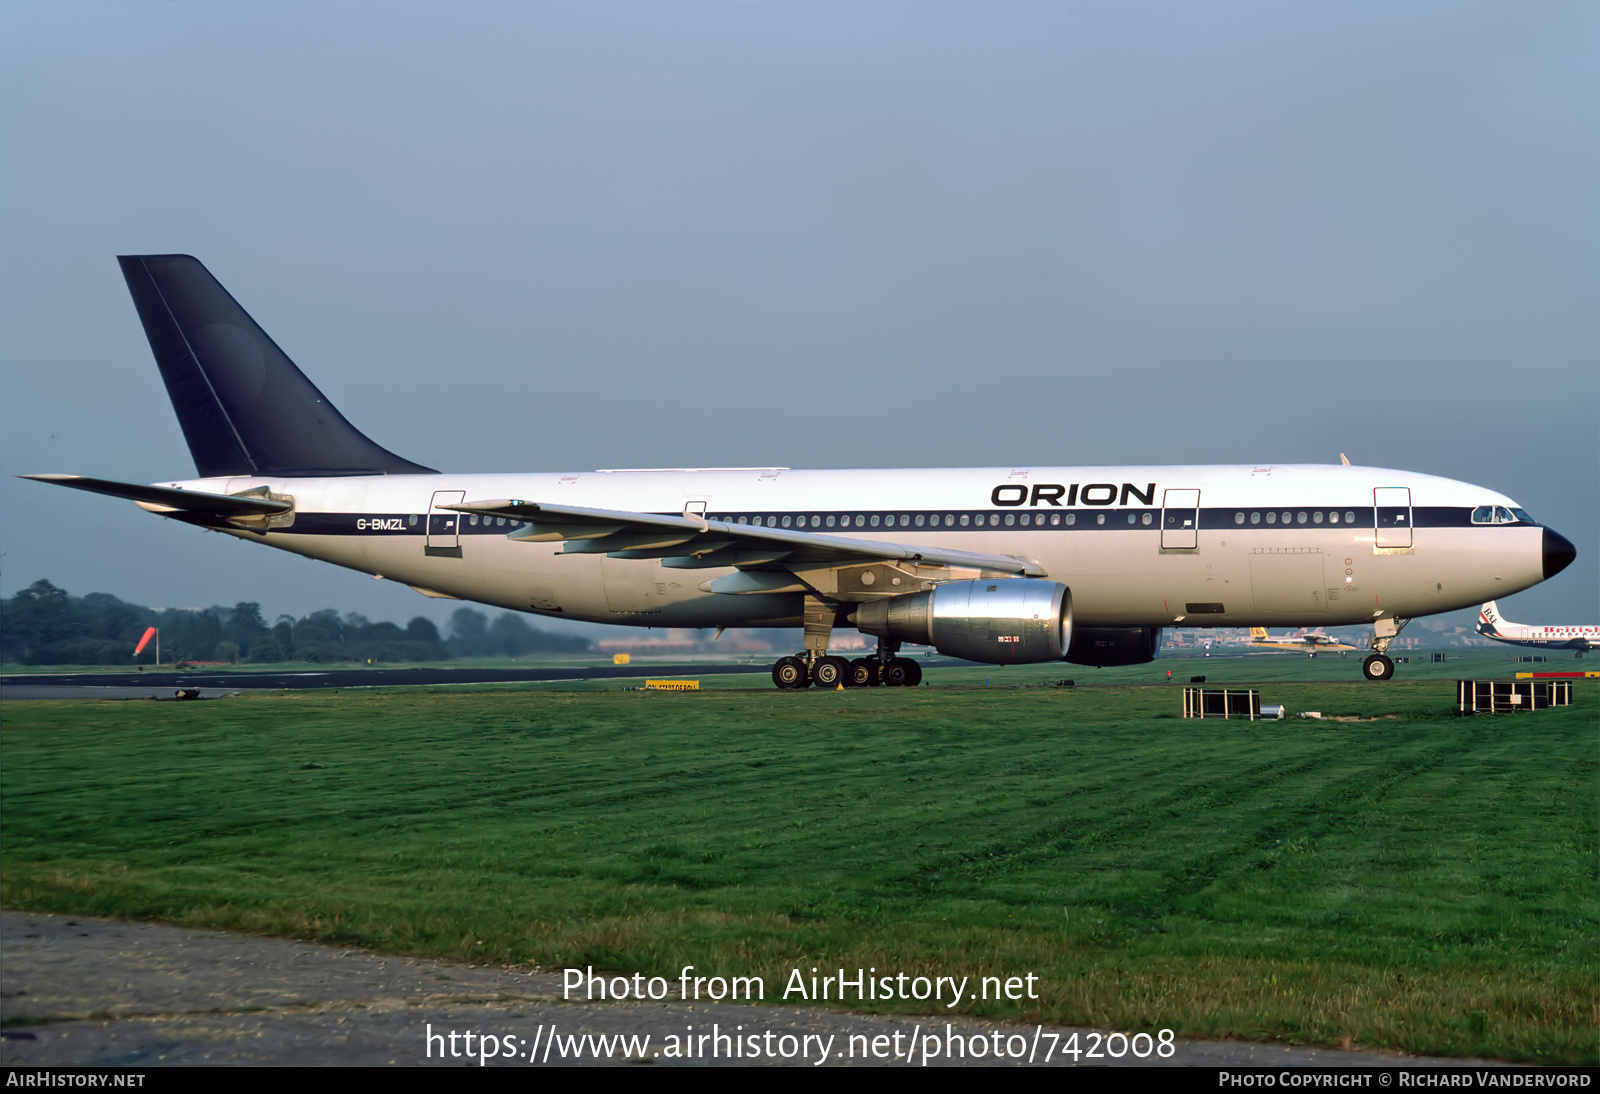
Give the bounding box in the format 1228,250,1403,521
447,498,1047,600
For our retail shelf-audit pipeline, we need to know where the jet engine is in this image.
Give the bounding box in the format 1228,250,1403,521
851,579,1072,664
1062,626,1163,667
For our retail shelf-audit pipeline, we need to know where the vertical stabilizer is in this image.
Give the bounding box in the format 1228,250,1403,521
1477,602,1504,638
118,255,436,478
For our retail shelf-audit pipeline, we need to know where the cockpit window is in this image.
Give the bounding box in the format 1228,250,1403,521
1473,506,1532,525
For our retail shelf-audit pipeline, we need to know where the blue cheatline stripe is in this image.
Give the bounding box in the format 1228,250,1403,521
222,505,1507,537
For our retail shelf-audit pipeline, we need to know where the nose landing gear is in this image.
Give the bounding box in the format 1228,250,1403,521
1362,616,1410,681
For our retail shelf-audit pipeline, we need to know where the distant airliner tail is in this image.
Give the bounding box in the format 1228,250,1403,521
1477,601,1504,638
117,255,436,478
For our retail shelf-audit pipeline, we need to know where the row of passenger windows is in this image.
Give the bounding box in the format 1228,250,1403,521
711,511,1152,529
1234,510,1358,526
711,510,1377,529
434,508,1510,531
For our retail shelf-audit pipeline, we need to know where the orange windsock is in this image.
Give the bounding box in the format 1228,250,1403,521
134,627,157,656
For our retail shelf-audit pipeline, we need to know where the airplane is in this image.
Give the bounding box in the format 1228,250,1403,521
1247,627,1360,656
1477,601,1598,652
22,255,1578,687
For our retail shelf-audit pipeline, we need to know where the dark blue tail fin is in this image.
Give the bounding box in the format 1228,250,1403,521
118,254,436,478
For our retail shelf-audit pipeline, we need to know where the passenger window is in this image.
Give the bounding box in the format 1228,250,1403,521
870,515,880,527
960,514,970,527
1142,512,1153,526
1066,513,1076,526
1005,513,1016,526
991,514,1001,526
1345,511,1355,523
1235,513,1245,525
1266,512,1276,524
1020,513,1030,526
945,514,955,526
781,515,791,528
1095,513,1105,525
1297,512,1307,524
1251,512,1260,524
825,515,834,528
915,514,925,527
1328,511,1339,524
1051,513,1060,526
900,514,910,527
1313,511,1323,524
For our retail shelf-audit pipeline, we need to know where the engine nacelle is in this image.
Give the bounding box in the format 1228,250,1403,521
852,579,1072,664
1063,626,1163,667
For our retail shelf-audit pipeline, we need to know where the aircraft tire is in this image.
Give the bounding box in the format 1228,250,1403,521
814,656,848,689
1362,654,1395,681
883,657,921,687
847,658,879,688
773,656,810,689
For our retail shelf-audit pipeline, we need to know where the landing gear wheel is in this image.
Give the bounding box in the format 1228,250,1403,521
773,656,810,689
883,657,922,687
847,658,880,688
1362,654,1395,681
813,656,848,689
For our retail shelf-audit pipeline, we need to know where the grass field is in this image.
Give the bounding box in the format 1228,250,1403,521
2,659,1595,1062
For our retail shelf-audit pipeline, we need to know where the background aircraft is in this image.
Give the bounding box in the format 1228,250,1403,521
1247,628,1359,655
1477,602,1598,652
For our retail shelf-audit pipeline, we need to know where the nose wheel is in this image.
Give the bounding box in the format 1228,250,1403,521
1362,617,1409,681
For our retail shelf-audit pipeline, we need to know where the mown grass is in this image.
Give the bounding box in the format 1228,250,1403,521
2,673,1594,1062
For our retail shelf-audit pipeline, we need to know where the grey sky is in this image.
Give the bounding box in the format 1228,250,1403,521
2,2,1595,633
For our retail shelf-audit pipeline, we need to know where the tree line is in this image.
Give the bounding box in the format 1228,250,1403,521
0,580,590,666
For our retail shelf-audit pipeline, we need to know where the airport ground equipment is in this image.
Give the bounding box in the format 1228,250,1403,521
1182,687,1263,720
1455,678,1573,714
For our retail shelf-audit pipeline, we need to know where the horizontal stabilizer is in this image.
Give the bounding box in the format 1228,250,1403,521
21,474,292,519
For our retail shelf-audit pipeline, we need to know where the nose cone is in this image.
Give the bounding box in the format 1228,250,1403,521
1543,527,1576,580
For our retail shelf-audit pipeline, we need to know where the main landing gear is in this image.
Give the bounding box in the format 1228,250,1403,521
771,642,922,690
1361,616,1410,682
771,595,924,689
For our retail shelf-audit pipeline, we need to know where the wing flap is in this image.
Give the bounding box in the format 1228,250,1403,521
452,497,1047,579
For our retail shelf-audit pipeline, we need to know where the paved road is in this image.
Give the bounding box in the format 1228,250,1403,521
0,911,1496,1068
1,662,767,692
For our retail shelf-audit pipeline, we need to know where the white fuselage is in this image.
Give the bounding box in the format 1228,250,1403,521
152,463,1550,636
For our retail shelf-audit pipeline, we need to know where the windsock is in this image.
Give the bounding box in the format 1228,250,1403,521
134,627,157,656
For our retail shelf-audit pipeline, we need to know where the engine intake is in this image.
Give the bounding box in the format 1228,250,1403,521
852,579,1072,664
